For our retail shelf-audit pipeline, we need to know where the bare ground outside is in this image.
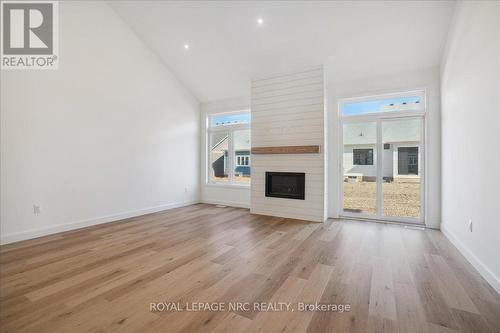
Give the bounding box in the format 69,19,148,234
211,175,250,184
343,181,420,217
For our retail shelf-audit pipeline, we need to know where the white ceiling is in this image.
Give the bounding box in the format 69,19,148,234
109,1,455,102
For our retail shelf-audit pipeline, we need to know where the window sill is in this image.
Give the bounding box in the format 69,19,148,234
205,182,251,189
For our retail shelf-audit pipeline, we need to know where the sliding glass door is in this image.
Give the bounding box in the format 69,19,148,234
340,91,425,224
382,118,423,219
342,121,377,216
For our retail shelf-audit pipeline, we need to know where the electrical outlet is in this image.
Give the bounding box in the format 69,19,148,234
184,187,188,193
468,219,473,232
33,205,41,215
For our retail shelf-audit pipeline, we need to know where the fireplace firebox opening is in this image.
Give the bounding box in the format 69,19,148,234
265,172,305,200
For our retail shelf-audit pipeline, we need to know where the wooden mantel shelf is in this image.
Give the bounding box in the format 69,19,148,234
251,145,321,154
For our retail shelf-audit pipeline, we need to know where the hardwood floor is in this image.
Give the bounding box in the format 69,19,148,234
1,204,499,332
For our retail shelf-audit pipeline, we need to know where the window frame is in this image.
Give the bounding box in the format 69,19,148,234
396,145,420,177
206,110,251,186
353,148,374,165
236,154,250,167
340,90,425,118
338,89,426,225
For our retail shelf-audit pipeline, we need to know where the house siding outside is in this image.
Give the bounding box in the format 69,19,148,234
343,141,420,180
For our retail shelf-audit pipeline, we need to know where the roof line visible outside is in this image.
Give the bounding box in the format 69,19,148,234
212,135,229,150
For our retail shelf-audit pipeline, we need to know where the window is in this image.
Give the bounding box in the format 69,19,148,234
341,92,424,117
209,131,229,182
208,112,251,185
236,155,250,166
210,113,250,127
398,147,418,175
353,149,373,165
340,90,425,222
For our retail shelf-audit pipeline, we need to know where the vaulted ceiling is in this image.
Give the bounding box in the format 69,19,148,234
109,1,455,102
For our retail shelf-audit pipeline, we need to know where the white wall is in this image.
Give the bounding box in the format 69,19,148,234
441,1,500,293
0,2,200,244
200,96,251,208
383,146,394,178
200,66,441,226
327,66,442,228
251,66,326,222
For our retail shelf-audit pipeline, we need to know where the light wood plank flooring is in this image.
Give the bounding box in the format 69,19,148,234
1,204,499,332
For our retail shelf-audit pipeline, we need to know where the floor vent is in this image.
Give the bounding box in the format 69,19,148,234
404,225,425,231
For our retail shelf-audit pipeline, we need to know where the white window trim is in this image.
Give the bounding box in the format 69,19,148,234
207,111,251,186
338,89,426,225
339,90,426,122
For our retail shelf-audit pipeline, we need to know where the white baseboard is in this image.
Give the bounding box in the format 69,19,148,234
441,225,500,295
201,199,250,209
0,200,199,245
250,208,324,223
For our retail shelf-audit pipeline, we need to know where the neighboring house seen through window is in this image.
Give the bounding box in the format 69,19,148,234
208,112,251,185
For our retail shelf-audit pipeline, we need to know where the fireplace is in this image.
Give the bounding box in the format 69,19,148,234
265,172,305,200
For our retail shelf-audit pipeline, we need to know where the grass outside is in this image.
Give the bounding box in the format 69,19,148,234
343,180,420,217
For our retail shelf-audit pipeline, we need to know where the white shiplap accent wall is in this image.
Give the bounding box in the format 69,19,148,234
250,66,326,222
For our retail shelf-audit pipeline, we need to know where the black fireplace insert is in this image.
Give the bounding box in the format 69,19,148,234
265,172,305,200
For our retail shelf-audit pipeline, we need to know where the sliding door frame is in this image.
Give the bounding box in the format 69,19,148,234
338,90,426,225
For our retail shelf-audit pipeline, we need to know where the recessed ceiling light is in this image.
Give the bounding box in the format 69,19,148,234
257,18,264,25
184,44,189,50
